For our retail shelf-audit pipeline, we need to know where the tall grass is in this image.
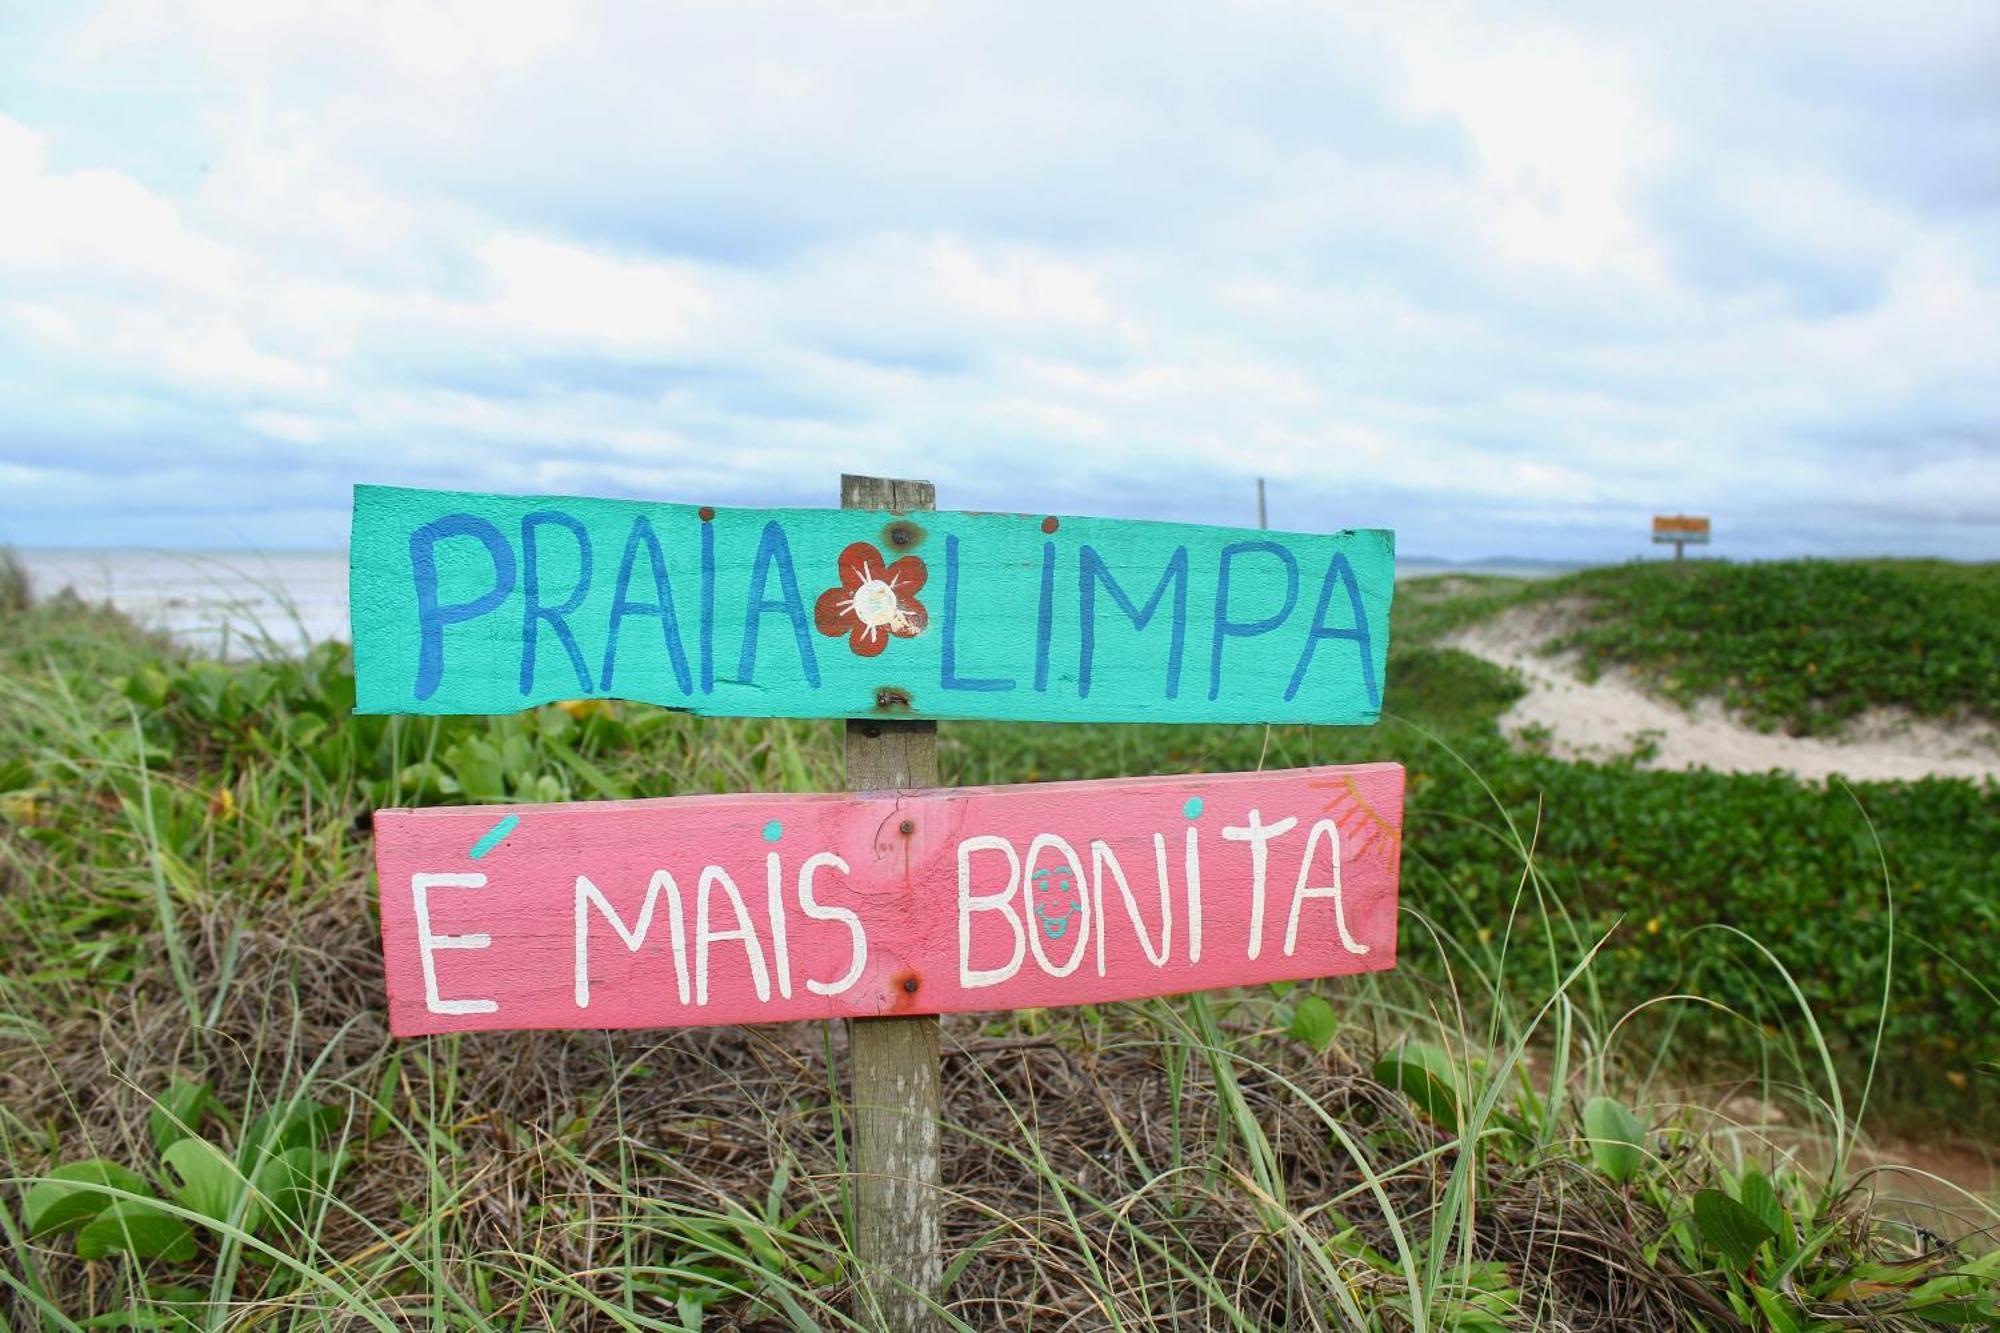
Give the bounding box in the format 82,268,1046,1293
0,548,30,616
0,581,1994,1329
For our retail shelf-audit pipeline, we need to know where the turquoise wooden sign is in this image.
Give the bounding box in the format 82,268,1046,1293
349,484,1394,725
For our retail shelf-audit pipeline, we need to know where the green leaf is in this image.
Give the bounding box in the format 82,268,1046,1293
763,1157,792,1228
498,734,533,782
1749,1283,1802,1333
1914,1300,2000,1325
394,761,449,802
148,1079,217,1155
1582,1096,1646,1185
1693,1188,1776,1273
549,741,626,800
75,1201,197,1263
1373,1042,1460,1125
1735,1170,1787,1254
283,713,327,748
1909,1250,2000,1308
25,1160,153,1237
1287,994,1338,1053
161,1138,253,1230
369,1049,404,1144
252,1146,337,1232
443,739,506,803
120,667,171,711
243,1099,342,1158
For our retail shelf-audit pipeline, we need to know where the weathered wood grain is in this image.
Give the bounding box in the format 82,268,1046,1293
842,473,943,1333
349,483,1394,724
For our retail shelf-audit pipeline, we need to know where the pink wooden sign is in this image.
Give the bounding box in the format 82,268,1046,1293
373,762,1404,1036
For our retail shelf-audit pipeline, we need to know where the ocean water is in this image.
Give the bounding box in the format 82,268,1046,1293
20,550,350,656
17,549,1573,657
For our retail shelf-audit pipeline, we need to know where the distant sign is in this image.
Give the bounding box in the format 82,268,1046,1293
373,763,1404,1035
1652,515,1712,544
349,485,1394,725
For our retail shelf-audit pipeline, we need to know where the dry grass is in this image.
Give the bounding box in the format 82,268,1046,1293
0,548,31,617
0,876,1796,1329
2,587,1993,1329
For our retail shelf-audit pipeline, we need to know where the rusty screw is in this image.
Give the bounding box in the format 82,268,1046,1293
901,977,919,994
899,819,916,835
885,520,921,548
875,686,911,710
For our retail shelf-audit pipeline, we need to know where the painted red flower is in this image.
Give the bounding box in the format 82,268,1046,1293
814,542,929,657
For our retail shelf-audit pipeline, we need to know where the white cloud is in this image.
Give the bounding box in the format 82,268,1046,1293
0,2,1995,559
0,118,234,294
1361,7,1672,280
68,0,581,82
919,240,1115,329
470,232,718,355
243,410,329,444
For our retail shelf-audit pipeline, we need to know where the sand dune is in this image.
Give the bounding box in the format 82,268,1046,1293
1448,604,2000,784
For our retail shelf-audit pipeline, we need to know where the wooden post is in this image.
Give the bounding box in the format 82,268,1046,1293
1256,476,1268,531
842,473,943,1332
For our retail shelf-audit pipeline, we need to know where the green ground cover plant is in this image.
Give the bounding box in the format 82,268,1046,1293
1532,560,2000,736
1,565,1994,1327
956,717,2000,1134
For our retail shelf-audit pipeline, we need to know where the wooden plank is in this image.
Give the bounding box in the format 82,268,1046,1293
841,473,942,1333
371,763,1404,1036
349,483,1394,725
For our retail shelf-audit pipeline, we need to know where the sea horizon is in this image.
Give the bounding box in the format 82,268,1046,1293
12,546,1591,656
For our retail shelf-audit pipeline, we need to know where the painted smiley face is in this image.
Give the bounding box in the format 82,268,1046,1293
1032,865,1080,940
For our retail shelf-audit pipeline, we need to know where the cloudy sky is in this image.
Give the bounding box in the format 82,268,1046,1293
2,1,1996,560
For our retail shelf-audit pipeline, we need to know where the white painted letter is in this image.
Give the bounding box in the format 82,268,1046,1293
797,851,867,997
412,872,497,1015
1024,834,1090,978
695,867,771,1006
765,852,793,1000
1285,819,1371,957
958,835,1025,989
1090,838,1171,976
1185,826,1203,964
574,870,689,1008
1221,809,1298,960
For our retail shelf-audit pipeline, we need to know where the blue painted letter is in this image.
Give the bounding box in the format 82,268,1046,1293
943,533,1016,691
1285,553,1378,707
1208,540,1298,701
1078,544,1188,698
410,514,516,702
600,516,693,695
736,521,820,688
520,511,594,696
699,518,716,694
1034,540,1056,692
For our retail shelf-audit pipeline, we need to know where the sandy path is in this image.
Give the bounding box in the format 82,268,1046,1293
1446,605,2000,784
